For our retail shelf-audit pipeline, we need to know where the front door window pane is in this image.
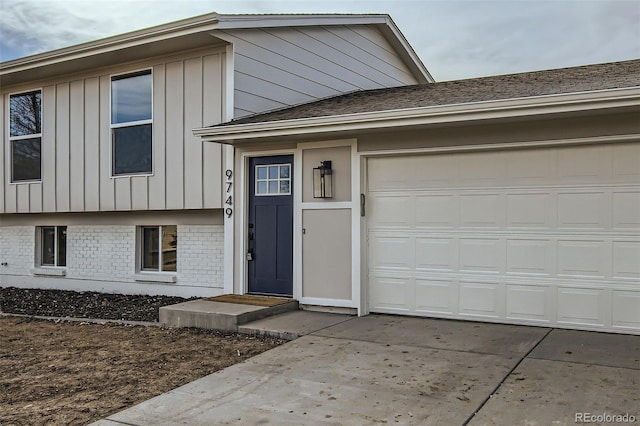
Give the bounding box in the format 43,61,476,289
255,164,292,196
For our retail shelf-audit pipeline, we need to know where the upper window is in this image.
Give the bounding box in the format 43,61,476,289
39,226,66,267
9,90,42,182
140,225,177,273
111,70,152,176
255,164,291,196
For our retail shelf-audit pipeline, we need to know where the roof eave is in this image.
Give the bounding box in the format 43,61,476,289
193,87,640,144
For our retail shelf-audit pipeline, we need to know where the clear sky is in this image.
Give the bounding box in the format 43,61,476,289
1,0,639,81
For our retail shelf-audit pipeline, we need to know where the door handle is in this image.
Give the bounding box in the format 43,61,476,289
360,193,366,217
246,251,253,261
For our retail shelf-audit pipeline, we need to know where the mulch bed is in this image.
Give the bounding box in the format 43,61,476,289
0,287,193,322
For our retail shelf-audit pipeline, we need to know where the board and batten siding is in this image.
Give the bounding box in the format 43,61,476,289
1,49,226,214
217,25,420,117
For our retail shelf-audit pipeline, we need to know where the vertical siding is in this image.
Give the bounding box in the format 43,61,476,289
202,53,223,208
84,77,100,211
165,60,185,210
218,25,420,117
55,82,70,211
41,85,57,211
69,80,85,211
148,64,166,210
3,48,225,214
184,57,204,209
98,75,115,210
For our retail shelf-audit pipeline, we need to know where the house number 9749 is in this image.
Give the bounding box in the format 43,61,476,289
225,169,233,218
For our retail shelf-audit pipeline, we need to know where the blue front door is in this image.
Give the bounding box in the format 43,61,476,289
247,155,294,296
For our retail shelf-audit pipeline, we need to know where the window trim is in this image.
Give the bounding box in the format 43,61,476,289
36,225,67,268
7,88,43,184
109,68,153,178
137,225,177,274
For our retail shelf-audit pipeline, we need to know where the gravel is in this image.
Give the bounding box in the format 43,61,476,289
0,287,195,322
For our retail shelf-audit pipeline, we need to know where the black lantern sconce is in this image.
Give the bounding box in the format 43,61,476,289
313,161,333,198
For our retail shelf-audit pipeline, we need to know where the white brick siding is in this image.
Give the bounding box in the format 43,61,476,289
0,226,34,277
177,225,224,288
66,225,136,282
0,223,225,295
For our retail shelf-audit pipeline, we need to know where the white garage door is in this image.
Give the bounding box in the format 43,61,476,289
367,142,640,334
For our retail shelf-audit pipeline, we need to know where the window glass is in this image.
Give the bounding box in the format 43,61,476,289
111,71,152,176
40,226,66,267
10,91,42,182
57,227,67,267
12,138,41,181
10,91,41,136
142,227,159,270
112,124,152,175
255,164,292,196
161,225,177,272
111,71,152,124
41,227,55,266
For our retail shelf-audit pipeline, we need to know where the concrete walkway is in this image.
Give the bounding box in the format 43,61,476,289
92,313,640,425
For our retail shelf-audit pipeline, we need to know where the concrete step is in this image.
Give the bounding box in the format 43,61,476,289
159,297,299,332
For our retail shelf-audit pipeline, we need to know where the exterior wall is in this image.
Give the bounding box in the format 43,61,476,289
1,47,226,214
217,25,420,117
0,225,33,277
0,211,225,297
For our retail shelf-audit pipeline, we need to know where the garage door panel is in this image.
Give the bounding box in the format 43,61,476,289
557,145,611,184
557,287,607,327
459,281,502,318
367,143,640,334
369,234,413,270
557,240,608,278
459,238,504,273
369,275,413,312
612,291,640,330
506,239,554,276
613,143,640,183
415,278,457,314
557,191,610,229
507,149,555,185
612,241,640,279
506,284,551,323
415,194,457,227
613,191,640,229
458,152,506,187
369,194,413,228
460,193,505,228
415,237,457,271
506,193,553,229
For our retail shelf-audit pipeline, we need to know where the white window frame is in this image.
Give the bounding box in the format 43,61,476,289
8,89,43,184
138,225,177,274
110,68,153,178
36,226,66,268
254,163,292,196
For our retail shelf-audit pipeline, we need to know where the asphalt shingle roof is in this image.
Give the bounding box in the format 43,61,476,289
221,59,640,126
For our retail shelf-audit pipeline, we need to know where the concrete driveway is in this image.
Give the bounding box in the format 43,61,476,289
93,314,640,425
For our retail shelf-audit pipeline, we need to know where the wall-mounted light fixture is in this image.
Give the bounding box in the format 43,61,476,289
313,160,333,198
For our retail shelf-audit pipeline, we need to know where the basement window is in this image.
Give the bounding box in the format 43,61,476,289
38,226,67,267
139,225,177,272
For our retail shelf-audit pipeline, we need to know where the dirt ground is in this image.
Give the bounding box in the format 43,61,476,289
0,316,284,426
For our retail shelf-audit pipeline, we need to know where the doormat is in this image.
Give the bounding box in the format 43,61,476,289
206,294,293,307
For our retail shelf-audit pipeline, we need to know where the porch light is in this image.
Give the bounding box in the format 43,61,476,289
313,161,333,198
